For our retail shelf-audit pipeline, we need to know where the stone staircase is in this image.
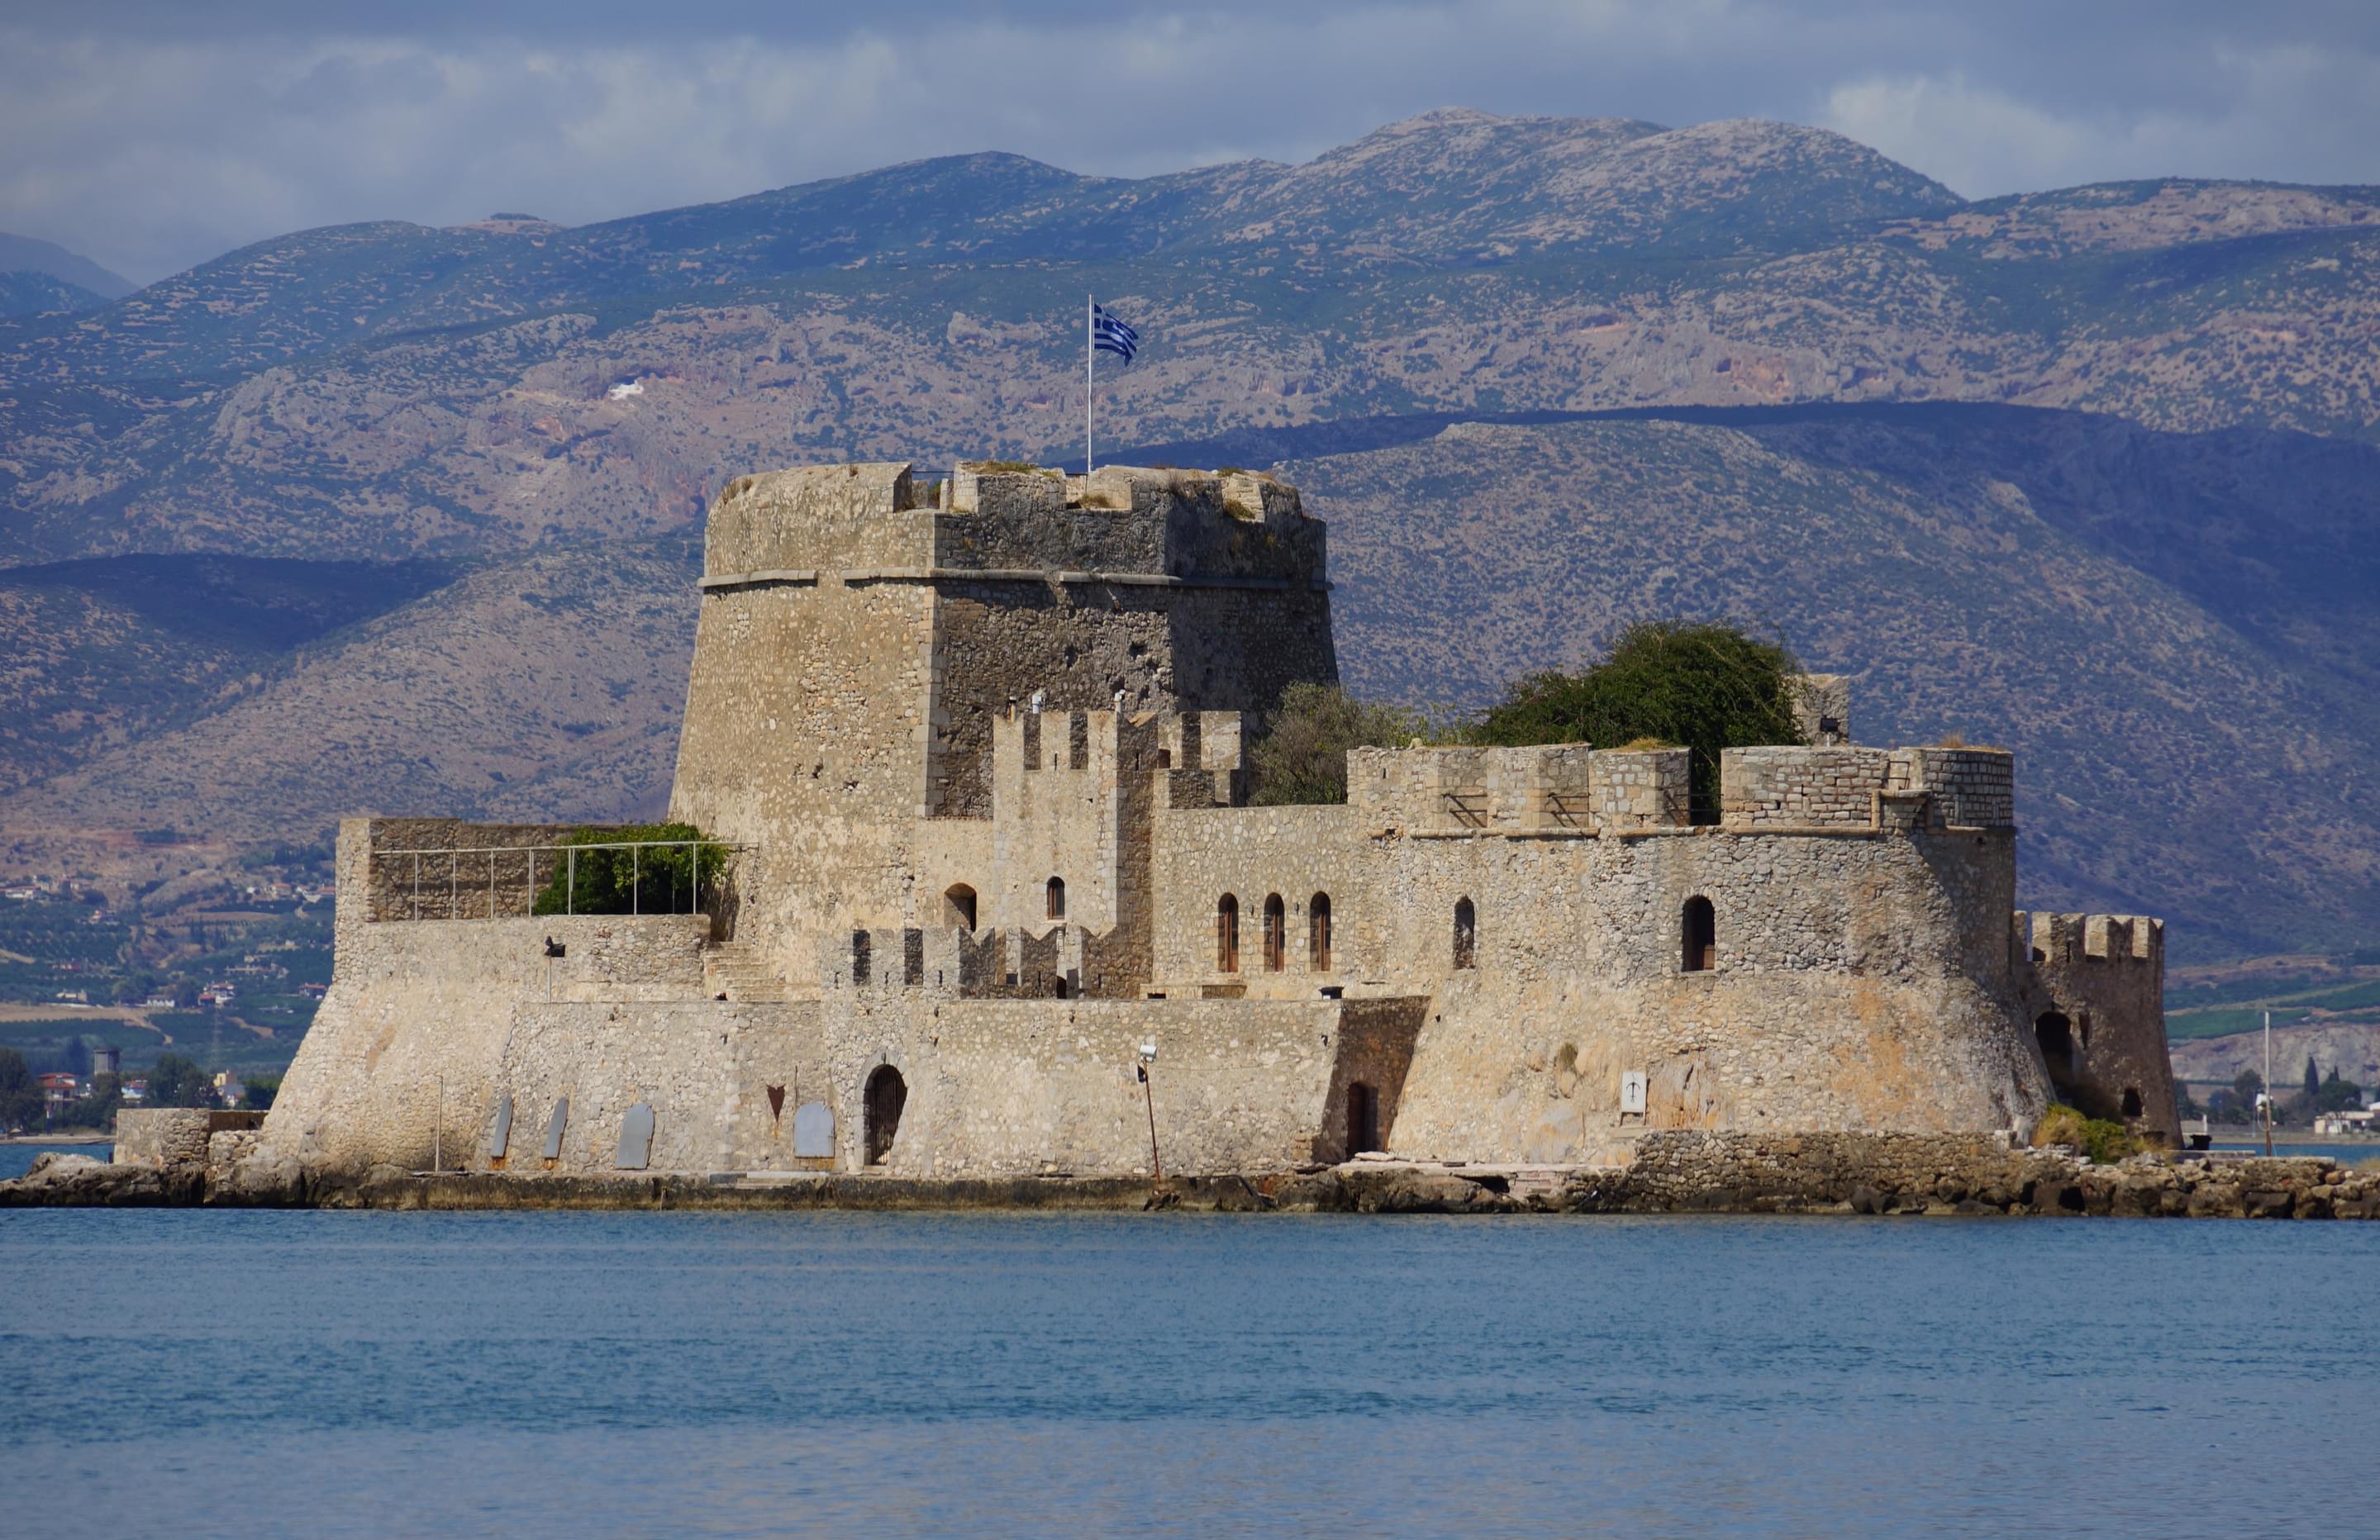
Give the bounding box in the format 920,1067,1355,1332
703,942,789,1003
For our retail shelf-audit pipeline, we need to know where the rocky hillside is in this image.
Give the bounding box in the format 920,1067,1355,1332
1,110,2375,958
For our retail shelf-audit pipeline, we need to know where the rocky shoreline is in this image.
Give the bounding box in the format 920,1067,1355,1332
4,1131,2375,1219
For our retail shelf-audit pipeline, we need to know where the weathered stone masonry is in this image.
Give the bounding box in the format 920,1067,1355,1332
257,456,2180,1183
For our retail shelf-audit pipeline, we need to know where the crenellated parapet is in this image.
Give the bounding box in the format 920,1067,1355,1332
698,459,1326,594
1342,741,2013,838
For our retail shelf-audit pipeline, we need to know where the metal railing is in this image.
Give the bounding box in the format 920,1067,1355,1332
368,839,744,922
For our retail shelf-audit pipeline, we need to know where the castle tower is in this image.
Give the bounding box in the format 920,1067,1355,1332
668,459,1335,982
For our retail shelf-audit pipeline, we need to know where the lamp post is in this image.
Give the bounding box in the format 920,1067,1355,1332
1137,1040,1161,1180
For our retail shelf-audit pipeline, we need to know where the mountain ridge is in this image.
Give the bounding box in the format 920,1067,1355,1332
0,108,2374,959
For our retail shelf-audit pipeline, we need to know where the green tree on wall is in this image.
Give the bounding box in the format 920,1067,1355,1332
530,823,733,917
1247,684,1431,806
1467,620,1806,817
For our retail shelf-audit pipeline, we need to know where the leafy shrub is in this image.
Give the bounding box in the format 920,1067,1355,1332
530,823,732,917
1246,683,1431,806
2032,1104,2144,1163
1466,620,1805,816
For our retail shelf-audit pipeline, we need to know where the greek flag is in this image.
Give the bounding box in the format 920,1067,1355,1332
1092,303,1140,364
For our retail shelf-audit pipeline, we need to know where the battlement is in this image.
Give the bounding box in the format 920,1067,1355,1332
1343,741,2014,837
2016,911,2164,968
698,458,1326,592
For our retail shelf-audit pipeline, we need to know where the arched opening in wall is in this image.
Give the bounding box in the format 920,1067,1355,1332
864,1066,907,1166
1453,897,1477,970
1348,1081,1379,1156
2121,1086,2144,1120
2035,1012,2077,1094
944,884,977,930
1263,894,1286,972
1309,892,1332,972
1682,896,1716,972
1216,894,1240,972
1045,877,1066,921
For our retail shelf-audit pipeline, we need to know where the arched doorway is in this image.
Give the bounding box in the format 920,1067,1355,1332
2035,1011,2076,1094
864,1065,907,1166
944,884,977,929
1216,894,1240,972
1453,897,1477,970
1308,892,1332,972
1682,896,1716,972
1263,894,1286,972
1347,1081,1378,1157
2121,1086,2144,1119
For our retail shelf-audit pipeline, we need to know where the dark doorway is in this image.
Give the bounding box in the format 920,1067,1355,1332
1263,894,1286,972
1348,1081,1379,1156
864,1065,907,1166
1453,897,1477,970
1309,892,1332,972
1682,896,1716,972
944,884,977,929
2035,1011,2076,1092
2121,1086,2144,1119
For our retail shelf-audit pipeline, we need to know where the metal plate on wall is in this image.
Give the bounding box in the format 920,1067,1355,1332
792,1101,835,1158
543,1097,569,1159
615,1100,655,1170
485,1093,513,1159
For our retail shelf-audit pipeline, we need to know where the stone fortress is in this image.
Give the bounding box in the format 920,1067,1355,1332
258,459,2181,1184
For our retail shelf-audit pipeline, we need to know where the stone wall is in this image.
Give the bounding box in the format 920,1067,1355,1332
264,858,719,1175
2017,911,2179,1143
1721,746,1892,829
115,1109,217,1168
1891,747,2016,829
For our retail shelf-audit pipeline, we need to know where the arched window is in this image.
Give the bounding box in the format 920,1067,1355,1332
1453,897,1477,970
1309,892,1332,972
1263,894,1286,972
864,1065,907,1166
1216,894,1240,972
1045,876,1066,920
944,884,976,930
1682,896,1715,972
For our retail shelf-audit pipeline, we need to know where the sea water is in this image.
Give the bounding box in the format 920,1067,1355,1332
2,1208,2373,1538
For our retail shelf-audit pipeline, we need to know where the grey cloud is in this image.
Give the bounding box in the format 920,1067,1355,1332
2,1,2375,283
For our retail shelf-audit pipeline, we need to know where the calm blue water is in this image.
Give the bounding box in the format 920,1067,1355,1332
2211,1140,2379,1164
2,1210,2374,1538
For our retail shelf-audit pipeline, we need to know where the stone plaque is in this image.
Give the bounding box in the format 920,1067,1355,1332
1621,1071,1648,1115
614,1100,654,1170
792,1100,835,1159
484,1093,513,1159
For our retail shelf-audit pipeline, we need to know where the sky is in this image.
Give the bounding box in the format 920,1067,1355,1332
5,0,2378,284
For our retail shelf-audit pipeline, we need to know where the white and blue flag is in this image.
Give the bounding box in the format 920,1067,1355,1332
1092,303,1140,364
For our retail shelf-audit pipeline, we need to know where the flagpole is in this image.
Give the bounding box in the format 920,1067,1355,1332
1085,293,1094,477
